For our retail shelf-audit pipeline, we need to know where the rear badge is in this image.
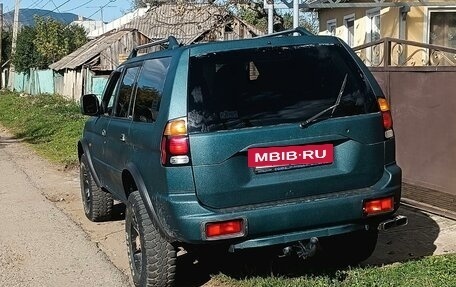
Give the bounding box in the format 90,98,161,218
248,144,334,173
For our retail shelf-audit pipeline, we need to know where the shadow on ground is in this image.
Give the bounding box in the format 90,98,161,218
174,206,441,287
110,202,126,222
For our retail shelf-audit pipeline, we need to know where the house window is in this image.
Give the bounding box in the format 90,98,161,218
344,15,355,47
366,9,381,66
367,9,381,43
327,19,336,36
429,11,456,48
429,11,456,65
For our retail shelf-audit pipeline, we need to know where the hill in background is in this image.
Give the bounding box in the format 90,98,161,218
3,8,88,27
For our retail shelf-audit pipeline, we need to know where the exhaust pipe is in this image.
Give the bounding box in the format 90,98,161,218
282,237,318,259
378,215,408,231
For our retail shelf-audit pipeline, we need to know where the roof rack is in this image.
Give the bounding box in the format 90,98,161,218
256,27,313,38
129,36,180,59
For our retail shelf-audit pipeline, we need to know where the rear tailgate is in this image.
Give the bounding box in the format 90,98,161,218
187,42,384,209
190,114,385,209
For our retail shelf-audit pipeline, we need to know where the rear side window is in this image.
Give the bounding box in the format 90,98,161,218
133,57,171,123
116,66,141,118
187,44,378,133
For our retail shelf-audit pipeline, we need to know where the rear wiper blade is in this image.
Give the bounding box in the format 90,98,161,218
300,74,348,128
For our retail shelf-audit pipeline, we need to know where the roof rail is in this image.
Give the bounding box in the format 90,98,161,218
256,27,313,38
129,36,180,59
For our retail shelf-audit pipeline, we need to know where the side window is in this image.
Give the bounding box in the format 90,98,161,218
115,66,141,118
101,71,121,116
133,58,171,123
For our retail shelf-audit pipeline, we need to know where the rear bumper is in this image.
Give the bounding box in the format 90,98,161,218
155,163,402,248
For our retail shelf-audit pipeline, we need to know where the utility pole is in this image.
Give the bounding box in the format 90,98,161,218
264,0,274,34
88,5,116,34
293,0,299,29
0,3,3,89
9,0,20,90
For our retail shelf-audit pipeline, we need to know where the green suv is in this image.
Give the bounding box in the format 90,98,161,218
78,28,406,287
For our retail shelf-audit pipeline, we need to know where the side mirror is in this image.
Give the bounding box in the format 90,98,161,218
81,94,101,116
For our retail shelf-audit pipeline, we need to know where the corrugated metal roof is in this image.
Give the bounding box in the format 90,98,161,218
88,7,151,38
50,29,137,71
50,5,264,71
123,4,231,44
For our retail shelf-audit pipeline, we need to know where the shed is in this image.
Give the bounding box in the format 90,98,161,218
50,28,150,100
122,3,264,44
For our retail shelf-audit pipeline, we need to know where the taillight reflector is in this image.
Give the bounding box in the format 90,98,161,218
161,117,190,166
164,119,187,136
382,111,393,130
378,98,394,138
378,98,390,112
169,136,189,155
363,197,394,216
205,219,244,239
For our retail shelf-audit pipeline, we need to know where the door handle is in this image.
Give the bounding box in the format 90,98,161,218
101,129,106,136
120,133,126,142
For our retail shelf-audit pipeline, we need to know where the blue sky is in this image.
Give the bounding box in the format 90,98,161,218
3,0,133,22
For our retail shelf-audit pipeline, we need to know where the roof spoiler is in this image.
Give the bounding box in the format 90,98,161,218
129,36,180,59
256,27,313,38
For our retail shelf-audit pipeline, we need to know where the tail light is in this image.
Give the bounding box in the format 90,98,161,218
205,219,245,240
161,117,190,166
378,98,394,139
363,197,394,216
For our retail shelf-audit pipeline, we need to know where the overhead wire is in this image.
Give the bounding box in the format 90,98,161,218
87,0,117,19
29,0,45,9
18,0,72,24
50,0,61,13
63,0,97,13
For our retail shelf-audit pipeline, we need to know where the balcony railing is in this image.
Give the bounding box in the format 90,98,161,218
352,37,456,67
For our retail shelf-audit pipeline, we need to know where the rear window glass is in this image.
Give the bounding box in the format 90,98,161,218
187,44,378,133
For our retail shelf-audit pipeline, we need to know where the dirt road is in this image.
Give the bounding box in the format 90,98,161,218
1,126,455,287
0,134,130,286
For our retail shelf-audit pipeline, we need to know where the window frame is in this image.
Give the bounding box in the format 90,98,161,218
427,9,456,46
327,19,337,36
113,64,143,120
344,14,356,47
130,56,172,123
100,68,123,117
366,8,381,65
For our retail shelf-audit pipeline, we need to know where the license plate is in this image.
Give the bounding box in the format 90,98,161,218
248,144,334,169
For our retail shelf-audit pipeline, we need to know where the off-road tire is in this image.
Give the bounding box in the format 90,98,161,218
314,228,378,267
79,153,113,222
126,191,177,287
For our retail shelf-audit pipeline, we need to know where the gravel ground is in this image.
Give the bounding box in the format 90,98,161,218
0,135,131,287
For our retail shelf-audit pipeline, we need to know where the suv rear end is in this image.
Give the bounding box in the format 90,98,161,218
159,31,403,245
80,28,405,287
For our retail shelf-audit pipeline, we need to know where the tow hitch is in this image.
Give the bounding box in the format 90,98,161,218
282,237,319,259
378,215,408,231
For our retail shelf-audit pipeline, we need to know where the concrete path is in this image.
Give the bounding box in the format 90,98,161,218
0,140,130,287
365,205,456,266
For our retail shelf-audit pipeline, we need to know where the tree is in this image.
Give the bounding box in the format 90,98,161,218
2,27,12,64
235,1,318,33
130,0,317,34
12,16,88,73
33,17,88,65
12,26,45,73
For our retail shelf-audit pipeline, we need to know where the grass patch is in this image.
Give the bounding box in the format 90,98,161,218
214,254,456,287
0,92,86,167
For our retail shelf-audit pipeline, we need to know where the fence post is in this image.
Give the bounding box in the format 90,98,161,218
384,39,391,67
